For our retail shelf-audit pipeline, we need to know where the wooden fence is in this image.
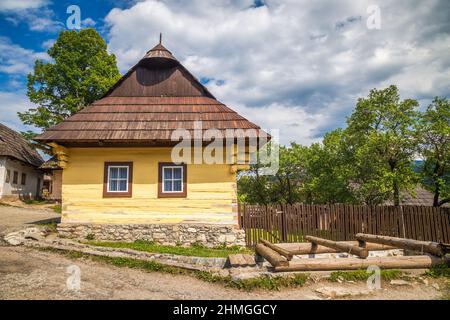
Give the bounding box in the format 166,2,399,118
238,203,450,247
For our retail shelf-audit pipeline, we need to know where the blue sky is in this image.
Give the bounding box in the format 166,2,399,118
0,0,449,145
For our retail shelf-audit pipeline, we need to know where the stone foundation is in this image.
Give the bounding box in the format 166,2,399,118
57,223,246,247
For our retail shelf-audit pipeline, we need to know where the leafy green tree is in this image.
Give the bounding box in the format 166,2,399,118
19,28,121,130
345,85,419,205
304,129,356,204
237,143,309,204
272,143,309,204
416,97,450,206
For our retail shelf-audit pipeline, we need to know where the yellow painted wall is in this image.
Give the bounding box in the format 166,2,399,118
61,148,238,225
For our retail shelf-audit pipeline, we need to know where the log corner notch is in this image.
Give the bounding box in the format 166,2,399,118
255,243,289,267
259,239,294,261
355,233,449,257
48,142,69,169
305,235,369,259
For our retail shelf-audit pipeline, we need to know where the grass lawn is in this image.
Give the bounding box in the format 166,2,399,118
328,269,405,282
86,240,254,258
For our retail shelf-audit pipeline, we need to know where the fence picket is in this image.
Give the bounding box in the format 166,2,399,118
240,203,450,247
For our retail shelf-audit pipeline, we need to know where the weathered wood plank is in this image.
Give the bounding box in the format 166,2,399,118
275,255,448,272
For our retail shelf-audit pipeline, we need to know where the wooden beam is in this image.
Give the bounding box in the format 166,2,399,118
255,243,289,267
355,233,447,257
276,241,396,255
274,255,448,272
305,235,369,259
259,239,293,260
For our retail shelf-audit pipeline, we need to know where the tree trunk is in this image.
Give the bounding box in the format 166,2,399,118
433,184,440,207
305,235,369,258
274,255,447,272
432,161,441,207
393,178,400,206
355,233,446,257
276,241,396,255
255,243,289,267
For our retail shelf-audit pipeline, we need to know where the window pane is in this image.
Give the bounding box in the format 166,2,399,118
110,167,118,179
164,168,172,179
173,180,182,191
164,180,172,192
109,180,118,191
173,168,182,179
118,180,127,191
119,167,128,179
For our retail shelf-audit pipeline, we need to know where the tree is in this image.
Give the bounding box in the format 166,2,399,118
18,28,121,130
273,143,309,204
416,97,450,206
345,85,419,206
237,143,309,204
304,129,356,204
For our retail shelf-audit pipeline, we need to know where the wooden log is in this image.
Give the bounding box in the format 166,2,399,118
305,235,369,259
274,255,448,272
355,233,446,257
276,241,396,255
255,243,289,267
259,239,294,260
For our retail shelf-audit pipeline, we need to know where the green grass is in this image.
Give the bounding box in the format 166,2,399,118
441,283,450,300
37,220,58,232
424,264,450,278
329,269,404,282
22,199,52,205
52,204,62,214
86,240,253,258
37,247,309,291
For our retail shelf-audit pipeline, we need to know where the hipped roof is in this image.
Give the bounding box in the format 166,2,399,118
0,123,43,167
35,41,267,146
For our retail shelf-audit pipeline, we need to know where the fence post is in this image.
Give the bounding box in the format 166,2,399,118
400,205,406,238
279,204,287,242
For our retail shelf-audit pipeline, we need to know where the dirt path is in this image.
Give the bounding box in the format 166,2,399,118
0,246,445,300
0,205,60,236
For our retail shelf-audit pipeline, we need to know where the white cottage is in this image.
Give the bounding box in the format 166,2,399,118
0,123,44,200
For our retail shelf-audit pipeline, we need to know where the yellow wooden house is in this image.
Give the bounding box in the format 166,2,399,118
35,41,266,246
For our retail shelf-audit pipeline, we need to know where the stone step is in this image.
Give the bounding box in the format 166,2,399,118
228,254,256,267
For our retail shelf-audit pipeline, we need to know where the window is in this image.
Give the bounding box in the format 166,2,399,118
103,162,133,198
13,171,18,184
5,169,10,183
158,162,186,198
21,173,27,185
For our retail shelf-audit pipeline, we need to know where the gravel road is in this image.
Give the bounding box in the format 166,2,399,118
0,206,446,300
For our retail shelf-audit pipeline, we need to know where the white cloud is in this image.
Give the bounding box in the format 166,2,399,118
0,91,37,133
82,17,97,28
1,1,63,33
0,37,49,75
0,0,49,12
104,0,450,145
41,39,55,49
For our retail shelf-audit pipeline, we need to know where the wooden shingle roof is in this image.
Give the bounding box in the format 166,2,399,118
0,123,43,167
35,41,266,146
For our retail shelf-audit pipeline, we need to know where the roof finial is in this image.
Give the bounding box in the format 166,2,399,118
159,33,162,44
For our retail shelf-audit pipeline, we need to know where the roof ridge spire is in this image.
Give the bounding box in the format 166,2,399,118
159,32,162,44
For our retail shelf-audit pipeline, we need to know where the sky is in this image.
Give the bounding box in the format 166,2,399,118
0,0,449,145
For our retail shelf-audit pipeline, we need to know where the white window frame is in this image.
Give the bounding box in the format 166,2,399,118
161,165,184,193
107,165,130,193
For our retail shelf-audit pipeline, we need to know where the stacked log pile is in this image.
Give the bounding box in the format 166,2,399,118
254,235,449,272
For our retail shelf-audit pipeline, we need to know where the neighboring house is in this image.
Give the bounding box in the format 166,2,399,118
386,186,449,207
34,41,266,246
40,156,62,201
0,123,44,200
